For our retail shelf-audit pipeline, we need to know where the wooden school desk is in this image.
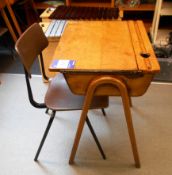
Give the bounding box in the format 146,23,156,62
49,20,160,168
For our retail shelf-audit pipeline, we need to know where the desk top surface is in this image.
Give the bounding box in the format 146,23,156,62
50,20,160,73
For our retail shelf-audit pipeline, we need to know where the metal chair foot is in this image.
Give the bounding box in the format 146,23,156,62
86,116,106,159
101,108,106,116
34,111,56,161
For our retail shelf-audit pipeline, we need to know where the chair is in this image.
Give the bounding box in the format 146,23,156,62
15,23,109,162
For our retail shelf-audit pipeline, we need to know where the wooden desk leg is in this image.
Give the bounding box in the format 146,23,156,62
66,0,71,6
69,85,94,164
0,8,17,42
119,82,140,168
129,96,132,107
69,76,140,168
6,0,22,36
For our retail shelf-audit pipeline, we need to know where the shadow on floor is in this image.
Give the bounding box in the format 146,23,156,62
0,50,41,75
153,58,172,82
0,32,40,75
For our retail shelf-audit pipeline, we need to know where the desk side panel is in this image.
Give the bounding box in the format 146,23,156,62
64,73,154,96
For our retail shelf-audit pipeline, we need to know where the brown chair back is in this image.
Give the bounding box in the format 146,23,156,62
15,23,48,76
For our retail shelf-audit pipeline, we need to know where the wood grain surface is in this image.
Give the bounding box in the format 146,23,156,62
50,20,160,73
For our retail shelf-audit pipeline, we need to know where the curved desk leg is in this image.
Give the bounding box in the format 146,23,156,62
69,76,140,168
0,8,17,42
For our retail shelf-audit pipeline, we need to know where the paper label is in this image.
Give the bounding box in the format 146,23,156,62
50,60,75,69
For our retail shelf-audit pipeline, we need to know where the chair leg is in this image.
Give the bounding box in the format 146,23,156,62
45,108,49,114
86,116,106,159
101,108,106,116
34,110,56,161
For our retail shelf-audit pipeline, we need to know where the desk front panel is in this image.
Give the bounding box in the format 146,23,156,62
64,73,153,96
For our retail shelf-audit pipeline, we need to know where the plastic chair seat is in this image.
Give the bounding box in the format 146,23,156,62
45,73,109,110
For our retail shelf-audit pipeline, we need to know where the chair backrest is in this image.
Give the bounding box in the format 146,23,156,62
15,23,48,108
15,23,48,77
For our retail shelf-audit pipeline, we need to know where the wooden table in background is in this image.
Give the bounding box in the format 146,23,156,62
50,20,160,167
0,0,22,42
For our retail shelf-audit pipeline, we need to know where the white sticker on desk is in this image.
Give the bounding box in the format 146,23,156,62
51,60,75,69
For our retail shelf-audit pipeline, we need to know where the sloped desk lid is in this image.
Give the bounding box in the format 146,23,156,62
51,20,160,73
